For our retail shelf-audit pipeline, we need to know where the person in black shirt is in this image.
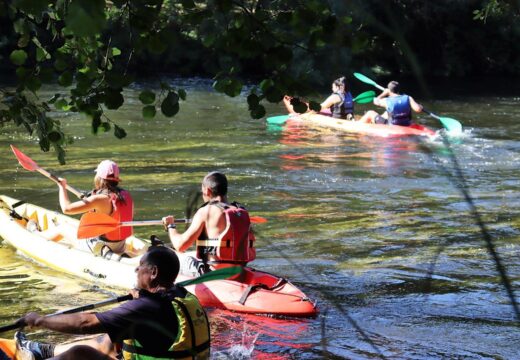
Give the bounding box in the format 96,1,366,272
16,246,210,360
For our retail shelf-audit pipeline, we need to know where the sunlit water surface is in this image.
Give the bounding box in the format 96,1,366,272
0,79,519,359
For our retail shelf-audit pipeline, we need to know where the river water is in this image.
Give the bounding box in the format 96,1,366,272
0,79,519,359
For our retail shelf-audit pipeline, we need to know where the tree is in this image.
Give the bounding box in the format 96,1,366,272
0,0,356,163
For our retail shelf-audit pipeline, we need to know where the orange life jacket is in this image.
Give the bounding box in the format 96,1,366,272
103,189,133,241
196,202,255,265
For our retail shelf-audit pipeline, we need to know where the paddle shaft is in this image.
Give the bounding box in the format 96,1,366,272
36,167,84,199
0,267,241,333
120,219,191,227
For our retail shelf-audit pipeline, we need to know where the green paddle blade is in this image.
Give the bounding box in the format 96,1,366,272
177,266,242,287
438,116,463,134
266,115,290,125
353,72,383,89
353,90,375,104
423,109,463,134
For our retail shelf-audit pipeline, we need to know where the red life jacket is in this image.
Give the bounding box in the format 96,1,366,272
103,190,133,241
196,202,256,265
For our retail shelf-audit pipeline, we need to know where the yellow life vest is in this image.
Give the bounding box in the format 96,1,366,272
122,292,210,359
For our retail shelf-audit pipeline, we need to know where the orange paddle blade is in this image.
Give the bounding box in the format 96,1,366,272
11,145,39,171
78,212,120,239
250,216,267,224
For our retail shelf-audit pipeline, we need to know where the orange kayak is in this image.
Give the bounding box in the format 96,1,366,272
288,112,437,137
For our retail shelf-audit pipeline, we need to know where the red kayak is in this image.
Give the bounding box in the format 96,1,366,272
186,267,316,317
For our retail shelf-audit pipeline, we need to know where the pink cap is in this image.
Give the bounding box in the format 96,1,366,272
95,160,120,181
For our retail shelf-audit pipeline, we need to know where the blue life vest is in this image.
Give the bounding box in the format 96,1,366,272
386,95,412,126
331,92,354,119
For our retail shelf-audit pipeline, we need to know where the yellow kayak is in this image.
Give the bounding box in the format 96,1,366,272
0,195,317,317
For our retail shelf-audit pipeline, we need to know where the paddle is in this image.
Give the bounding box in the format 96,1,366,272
77,212,268,239
266,90,376,125
353,72,463,133
0,266,242,333
11,145,85,198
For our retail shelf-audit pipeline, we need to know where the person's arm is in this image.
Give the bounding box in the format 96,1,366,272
23,312,105,334
163,208,206,252
408,96,423,113
373,88,391,108
57,178,111,215
320,94,341,111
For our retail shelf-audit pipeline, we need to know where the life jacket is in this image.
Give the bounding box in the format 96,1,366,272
386,94,412,126
196,202,256,265
94,189,134,241
122,291,210,360
330,92,354,119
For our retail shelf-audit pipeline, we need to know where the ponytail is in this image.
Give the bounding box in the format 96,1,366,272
333,76,347,94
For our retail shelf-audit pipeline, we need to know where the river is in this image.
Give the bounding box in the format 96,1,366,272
0,79,519,359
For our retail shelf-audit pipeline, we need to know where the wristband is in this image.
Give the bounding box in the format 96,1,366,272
166,223,176,231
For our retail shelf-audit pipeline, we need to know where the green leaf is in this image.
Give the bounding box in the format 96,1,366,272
54,58,68,71
64,0,106,37
12,0,49,14
224,79,243,97
139,90,156,104
161,91,180,117
16,67,28,79
55,99,71,111
101,122,111,132
142,105,156,118
58,71,73,87
26,77,42,92
247,94,259,107
111,47,122,56
10,50,27,66
250,104,266,119
259,79,274,93
48,131,63,143
114,124,127,139
104,89,124,110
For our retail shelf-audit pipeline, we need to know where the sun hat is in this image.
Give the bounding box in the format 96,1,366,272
95,160,120,181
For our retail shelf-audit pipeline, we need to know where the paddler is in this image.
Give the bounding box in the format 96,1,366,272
283,76,355,120
357,80,423,126
162,171,256,277
29,160,133,257
15,246,210,360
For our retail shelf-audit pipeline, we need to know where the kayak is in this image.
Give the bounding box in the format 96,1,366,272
286,112,437,137
0,195,317,317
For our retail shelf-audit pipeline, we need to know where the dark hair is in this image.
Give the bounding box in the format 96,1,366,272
145,246,180,285
203,171,228,197
388,81,400,94
333,76,347,93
